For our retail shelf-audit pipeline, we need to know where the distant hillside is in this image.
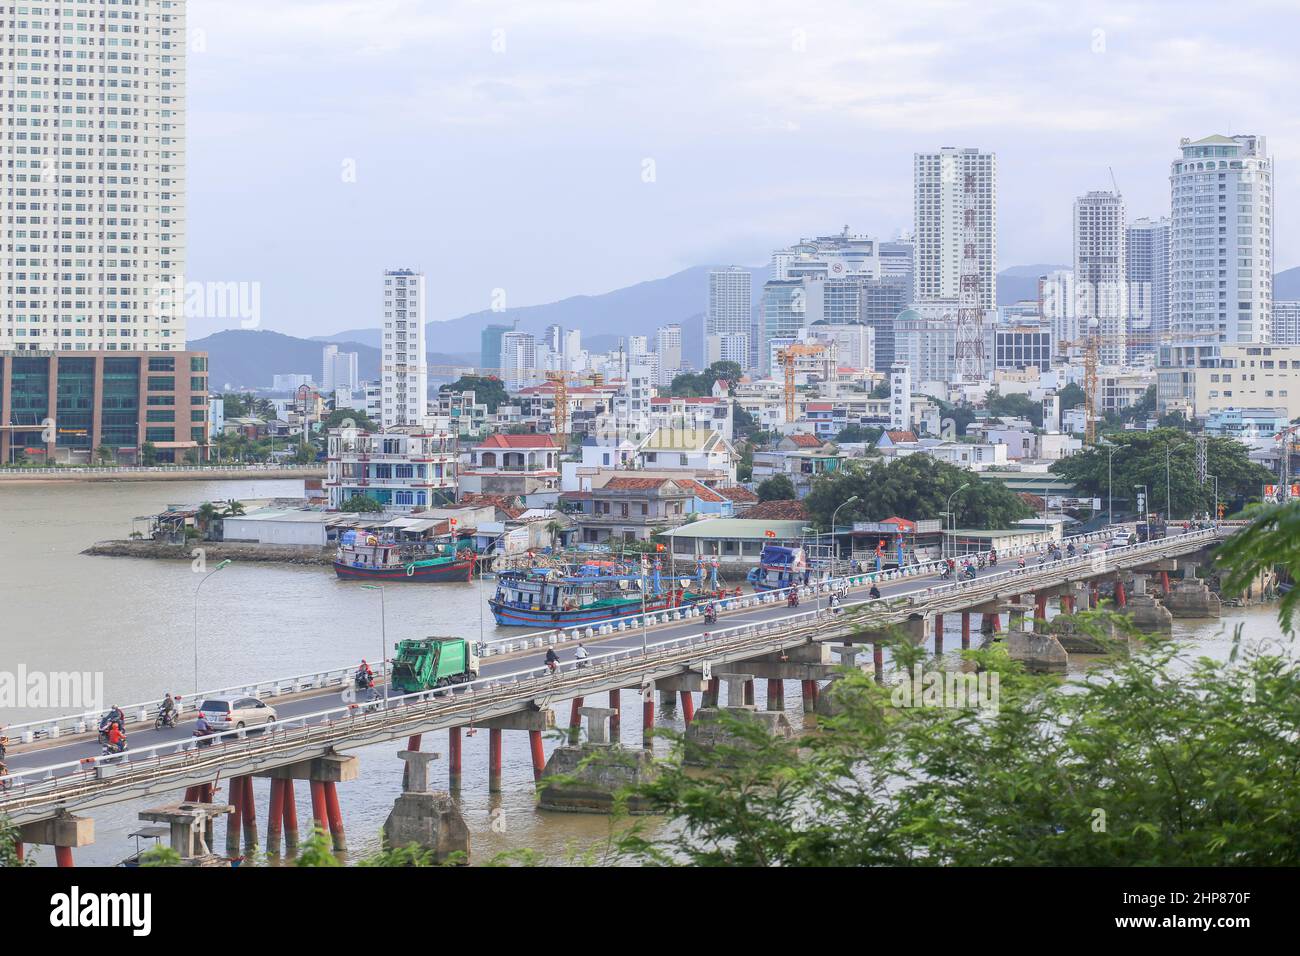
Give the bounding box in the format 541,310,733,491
320,265,768,368
1275,267,1300,300
192,329,474,391
997,265,1067,306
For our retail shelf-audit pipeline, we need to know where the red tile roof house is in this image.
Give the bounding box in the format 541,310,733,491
459,433,560,496
570,476,694,544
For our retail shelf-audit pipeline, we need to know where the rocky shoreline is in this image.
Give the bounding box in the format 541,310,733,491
82,539,334,566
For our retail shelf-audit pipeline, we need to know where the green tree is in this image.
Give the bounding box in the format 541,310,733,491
1057,382,1086,409
0,817,33,868
757,474,797,502
869,380,891,399
340,494,384,513
440,375,509,413
141,441,158,465
613,621,1300,866
804,456,1032,530
1049,428,1270,517
320,407,379,432
985,388,1044,428
835,424,883,444
669,362,743,398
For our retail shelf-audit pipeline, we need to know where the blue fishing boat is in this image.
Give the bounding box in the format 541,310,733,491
748,544,813,592
488,558,714,627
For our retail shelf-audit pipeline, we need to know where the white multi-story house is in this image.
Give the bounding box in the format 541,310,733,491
634,428,737,481
381,269,427,428
0,0,187,354
913,148,997,310
1074,190,1128,366
326,427,459,512
459,433,560,495
1170,134,1273,346
647,395,733,441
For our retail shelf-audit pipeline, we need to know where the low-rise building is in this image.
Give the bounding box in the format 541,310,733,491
326,427,459,512
633,427,737,480
567,476,694,544
459,433,561,495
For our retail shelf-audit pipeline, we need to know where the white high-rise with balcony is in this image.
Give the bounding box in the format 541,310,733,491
1,0,187,352
381,269,427,428
708,267,751,368
654,323,682,386
500,331,539,391
913,148,997,309
1073,190,1127,367
1169,134,1273,345
1127,217,1170,360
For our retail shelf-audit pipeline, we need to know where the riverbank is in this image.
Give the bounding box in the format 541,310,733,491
0,464,325,483
83,539,333,565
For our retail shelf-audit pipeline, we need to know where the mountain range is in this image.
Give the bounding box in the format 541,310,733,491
194,264,1300,389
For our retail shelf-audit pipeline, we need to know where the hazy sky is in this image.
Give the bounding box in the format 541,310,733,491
186,0,1300,339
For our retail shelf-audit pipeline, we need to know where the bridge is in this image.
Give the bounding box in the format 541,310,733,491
1,525,1236,864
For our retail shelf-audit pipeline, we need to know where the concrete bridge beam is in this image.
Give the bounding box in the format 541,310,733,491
19,811,93,866
259,752,359,784
480,707,555,733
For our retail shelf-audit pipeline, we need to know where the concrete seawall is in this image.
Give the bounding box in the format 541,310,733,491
83,539,334,566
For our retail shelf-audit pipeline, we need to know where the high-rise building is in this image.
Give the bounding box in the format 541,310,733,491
1273,301,1300,346
1126,217,1171,360
1,1,188,354
913,148,997,309
322,345,359,392
381,269,427,428
500,331,539,391
481,323,512,371
708,267,752,368
654,324,682,386
1073,190,1127,366
705,333,749,368
1169,134,1273,345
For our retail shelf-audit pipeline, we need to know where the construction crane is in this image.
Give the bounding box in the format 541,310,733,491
543,370,608,448
1056,317,1101,445
776,343,831,424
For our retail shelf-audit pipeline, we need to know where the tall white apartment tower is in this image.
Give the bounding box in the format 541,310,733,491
1073,190,1128,367
1,0,187,352
913,148,997,309
889,362,912,433
381,269,427,428
500,331,539,391
1170,134,1273,345
708,267,752,367
655,323,683,386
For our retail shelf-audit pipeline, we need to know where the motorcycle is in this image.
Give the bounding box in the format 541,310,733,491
868,586,881,601
193,725,217,748
102,738,129,757
938,566,954,581
787,591,800,608
97,712,125,746
704,605,718,625
154,708,178,731
960,566,977,581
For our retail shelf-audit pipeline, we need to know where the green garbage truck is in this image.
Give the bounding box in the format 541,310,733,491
390,637,481,694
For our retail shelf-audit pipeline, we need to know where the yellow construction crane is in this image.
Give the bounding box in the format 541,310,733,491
776,343,830,424
1056,319,1100,445
544,370,602,448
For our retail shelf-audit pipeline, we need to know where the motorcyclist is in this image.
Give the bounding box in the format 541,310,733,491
545,646,560,674
1067,542,1077,557
868,583,881,600
574,643,590,668
787,590,799,608
356,660,375,690
988,549,998,567
158,693,177,727
704,602,718,624
105,720,127,754
1017,556,1026,570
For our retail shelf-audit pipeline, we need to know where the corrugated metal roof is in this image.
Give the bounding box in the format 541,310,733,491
660,518,809,539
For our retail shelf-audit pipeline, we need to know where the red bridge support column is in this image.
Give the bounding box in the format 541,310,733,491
608,689,621,742
266,779,286,856
488,728,503,793
679,691,695,726
703,678,720,708
1115,575,1127,608
323,781,346,852
961,611,971,649
767,678,785,711
934,614,944,654
872,645,884,684
14,842,23,863
990,612,1001,634
226,777,245,856
449,727,462,789
642,694,654,749
1161,571,1171,596
402,734,422,789
241,775,258,854
529,730,546,783
309,779,329,842
282,779,299,852
802,679,819,711
54,846,74,868
1035,593,1048,630
568,697,585,745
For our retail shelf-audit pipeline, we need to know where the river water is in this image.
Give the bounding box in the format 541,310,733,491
0,478,1289,866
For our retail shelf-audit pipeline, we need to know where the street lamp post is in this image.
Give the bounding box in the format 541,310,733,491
193,559,232,695
829,495,860,578
944,484,970,563
361,584,388,707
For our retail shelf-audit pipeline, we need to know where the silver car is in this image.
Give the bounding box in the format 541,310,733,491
197,694,277,732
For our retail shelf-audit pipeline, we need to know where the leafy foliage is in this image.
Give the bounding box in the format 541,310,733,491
339,494,385,513
669,362,743,398
615,621,1300,865
440,375,509,413
985,388,1043,427
756,474,797,502
1049,428,1271,516
1217,500,1300,633
803,455,1032,530
1057,382,1086,410
835,424,883,444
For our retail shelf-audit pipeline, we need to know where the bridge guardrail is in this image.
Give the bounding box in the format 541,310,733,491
1,525,1230,746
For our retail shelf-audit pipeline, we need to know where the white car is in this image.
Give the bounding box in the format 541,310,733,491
196,694,277,732
1109,530,1136,549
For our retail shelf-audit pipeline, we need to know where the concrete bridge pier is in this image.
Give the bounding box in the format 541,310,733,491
815,646,869,718
384,749,470,864
961,611,971,648
18,811,93,867
684,673,794,767
538,707,659,814
934,613,944,654
767,679,785,711
1122,574,1174,631
449,727,462,789
568,697,585,745
138,802,233,866
609,689,621,742
1033,593,1049,632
